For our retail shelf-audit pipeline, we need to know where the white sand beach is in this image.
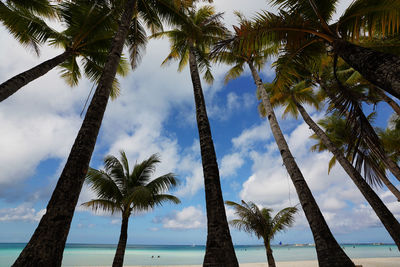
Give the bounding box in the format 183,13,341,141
118,257,399,267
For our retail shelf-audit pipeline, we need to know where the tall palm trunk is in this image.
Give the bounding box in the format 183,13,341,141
188,46,238,267
295,100,400,250
333,40,400,100
264,241,276,267
12,1,136,266
0,51,71,102
248,61,354,267
376,89,400,116
112,216,129,267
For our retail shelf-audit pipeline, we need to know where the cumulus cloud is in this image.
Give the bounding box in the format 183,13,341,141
236,117,400,233
153,206,206,230
232,123,270,151
220,153,245,178
0,203,45,222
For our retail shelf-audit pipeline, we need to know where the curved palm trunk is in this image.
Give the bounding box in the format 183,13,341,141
112,216,129,267
264,241,276,267
12,1,136,266
248,61,354,267
0,51,71,102
295,101,400,250
333,40,400,100
188,47,238,267
377,89,400,116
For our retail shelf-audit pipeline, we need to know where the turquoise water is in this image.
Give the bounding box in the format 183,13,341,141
0,243,399,266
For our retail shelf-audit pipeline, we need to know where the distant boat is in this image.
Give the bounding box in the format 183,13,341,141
295,244,306,247
191,243,196,247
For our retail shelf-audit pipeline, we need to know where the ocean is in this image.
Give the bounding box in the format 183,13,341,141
0,243,398,266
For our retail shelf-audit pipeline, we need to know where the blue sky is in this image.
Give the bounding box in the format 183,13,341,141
0,0,399,246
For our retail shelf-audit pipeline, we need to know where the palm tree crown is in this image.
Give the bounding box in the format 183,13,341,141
82,152,180,216
226,200,297,243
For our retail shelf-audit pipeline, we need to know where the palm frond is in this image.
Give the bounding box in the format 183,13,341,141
81,198,121,215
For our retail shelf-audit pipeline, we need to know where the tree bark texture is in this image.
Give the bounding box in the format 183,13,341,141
112,216,129,267
377,89,400,116
295,101,400,250
0,51,71,102
264,242,276,267
12,1,137,266
188,47,238,267
333,40,400,100
248,61,354,267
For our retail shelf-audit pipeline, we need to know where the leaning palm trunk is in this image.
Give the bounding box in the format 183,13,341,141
112,215,129,267
264,242,276,267
295,100,400,250
248,61,354,267
376,89,400,116
333,40,400,100
0,51,71,102
12,1,137,266
188,46,238,267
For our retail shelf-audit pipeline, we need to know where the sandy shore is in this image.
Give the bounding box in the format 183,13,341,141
112,257,399,267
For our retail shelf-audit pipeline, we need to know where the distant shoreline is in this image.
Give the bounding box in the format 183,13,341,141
78,257,400,267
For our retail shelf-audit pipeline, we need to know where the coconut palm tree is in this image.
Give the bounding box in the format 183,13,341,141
251,0,400,99
378,114,400,163
213,17,354,266
263,81,400,249
12,1,187,266
226,200,298,267
0,1,132,102
82,152,180,267
152,5,239,266
0,0,56,55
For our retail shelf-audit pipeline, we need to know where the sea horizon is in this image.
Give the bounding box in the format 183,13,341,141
1,243,399,266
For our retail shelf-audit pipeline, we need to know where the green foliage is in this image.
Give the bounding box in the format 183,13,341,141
152,5,227,84
82,151,180,217
226,200,297,244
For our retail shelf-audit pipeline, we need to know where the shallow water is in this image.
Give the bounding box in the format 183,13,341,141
0,243,399,266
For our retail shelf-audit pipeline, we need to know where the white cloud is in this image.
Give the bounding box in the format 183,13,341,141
237,116,400,234
154,206,206,230
232,123,269,151
220,152,244,178
0,203,45,222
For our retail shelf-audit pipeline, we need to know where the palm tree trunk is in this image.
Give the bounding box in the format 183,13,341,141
112,216,129,267
188,46,238,267
0,51,71,102
12,1,137,266
333,40,400,100
295,100,400,250
264,241,276,267
247,61,354,267
376,89,400,116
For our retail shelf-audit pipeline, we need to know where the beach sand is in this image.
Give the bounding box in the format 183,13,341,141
117,257,399,267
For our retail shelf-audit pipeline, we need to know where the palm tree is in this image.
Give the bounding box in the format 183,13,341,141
263,81,400,249
251,0,400,99
0,1,131,102
213,18,354,266
152,5,239,266
13,0,187,266
0,0,56,55
82,152,180,267
378,114,400,163
226,200,297,267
